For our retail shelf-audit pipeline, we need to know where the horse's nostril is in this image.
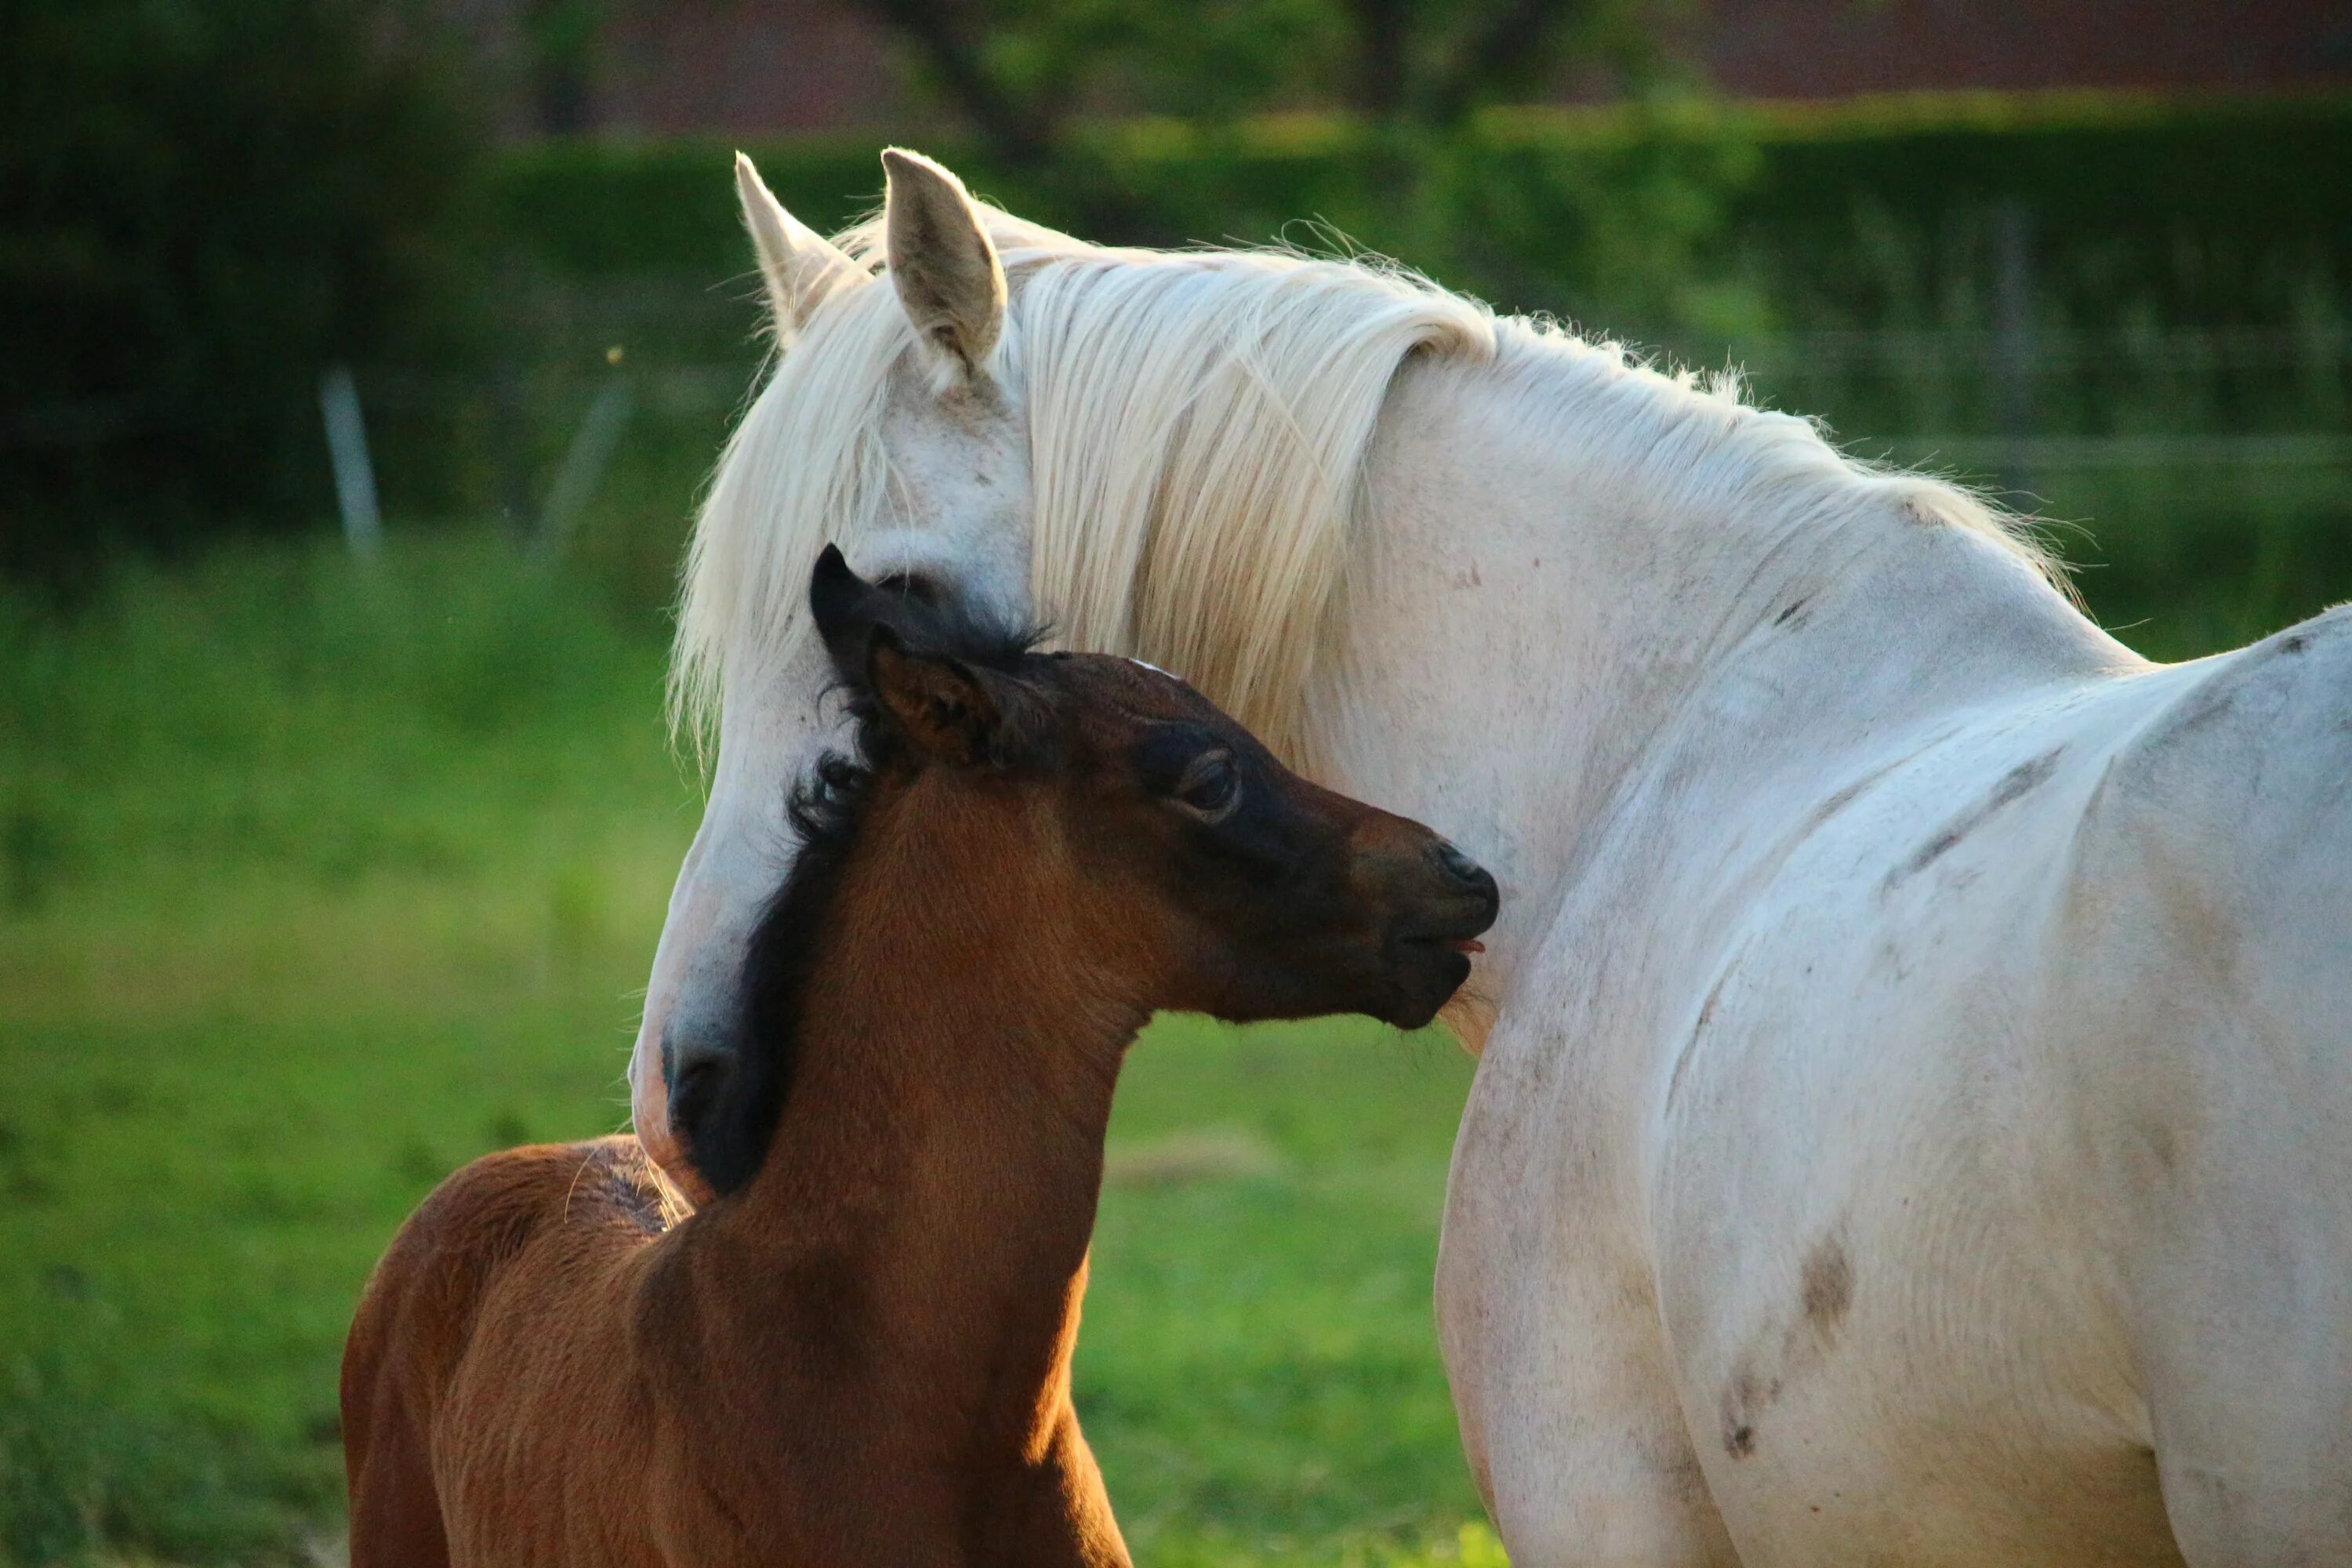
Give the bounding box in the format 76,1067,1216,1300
1434,840,1488,890
664,1033,727,1103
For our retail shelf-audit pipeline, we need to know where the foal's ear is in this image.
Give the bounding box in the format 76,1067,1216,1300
865,629,1015,765
737,152,858,339
882,147,1005,383
810,544,1041,763
810,543,887,677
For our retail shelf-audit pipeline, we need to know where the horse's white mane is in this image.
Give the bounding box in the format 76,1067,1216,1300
673,205,2057,759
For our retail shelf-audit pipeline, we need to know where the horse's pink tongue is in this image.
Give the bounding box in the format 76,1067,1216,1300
1445,938,1486,955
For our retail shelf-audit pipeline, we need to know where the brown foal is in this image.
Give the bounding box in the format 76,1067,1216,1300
340,546,1498,1568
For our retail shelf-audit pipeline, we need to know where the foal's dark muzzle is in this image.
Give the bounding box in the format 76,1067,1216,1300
1378,840,1499,1028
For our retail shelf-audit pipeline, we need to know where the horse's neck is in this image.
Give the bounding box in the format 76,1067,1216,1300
1315,351,2140,995
698,835,1135,1463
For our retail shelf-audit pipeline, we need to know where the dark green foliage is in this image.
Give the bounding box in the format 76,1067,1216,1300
489,93,2352,336
1731,94,2352,332
481,107,1764,416
491,136,885,277
0,0,487,584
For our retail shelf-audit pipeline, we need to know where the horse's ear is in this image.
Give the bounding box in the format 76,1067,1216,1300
881,147,1005,383
864,629,1010,765
736,152,858,337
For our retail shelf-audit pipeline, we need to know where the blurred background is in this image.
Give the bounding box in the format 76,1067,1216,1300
3,2,2348,1563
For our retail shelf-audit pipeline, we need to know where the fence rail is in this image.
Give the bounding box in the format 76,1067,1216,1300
1874,433,2352,472
1724,326,2352,373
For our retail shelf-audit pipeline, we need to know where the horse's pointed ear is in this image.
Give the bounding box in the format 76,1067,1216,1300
881,147,1005,383
864,627,1004,765
737,152,858,337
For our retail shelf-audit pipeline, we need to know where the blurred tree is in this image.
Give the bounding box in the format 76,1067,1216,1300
853,0,1660,150
1332,0,1666,127
0,0,487,586
840,0,1759,333
524,0,612,134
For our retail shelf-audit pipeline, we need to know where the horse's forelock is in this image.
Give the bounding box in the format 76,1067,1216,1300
672,209,1496,768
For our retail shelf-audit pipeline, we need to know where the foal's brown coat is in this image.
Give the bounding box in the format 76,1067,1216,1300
343,551,1494,1567
346,793,1149,1566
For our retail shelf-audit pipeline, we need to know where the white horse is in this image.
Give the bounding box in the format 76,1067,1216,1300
630,147,2352,1566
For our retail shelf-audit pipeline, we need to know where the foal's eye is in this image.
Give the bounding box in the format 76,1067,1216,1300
1170,751,1240,821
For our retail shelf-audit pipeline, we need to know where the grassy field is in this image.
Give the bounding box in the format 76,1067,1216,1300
5,455,2348,1565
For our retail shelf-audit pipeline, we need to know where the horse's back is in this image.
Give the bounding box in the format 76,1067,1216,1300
343,1135,675,1568
1624,616,2352,1562
2060,607,2352,1209
2068,604,2352,982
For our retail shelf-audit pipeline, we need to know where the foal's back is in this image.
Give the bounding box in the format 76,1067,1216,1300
343,1137,676,1568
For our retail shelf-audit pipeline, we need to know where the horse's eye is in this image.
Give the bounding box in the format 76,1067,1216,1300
875,572,940,606
1171,751,1240,821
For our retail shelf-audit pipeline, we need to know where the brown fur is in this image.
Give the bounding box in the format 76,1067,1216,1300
343,552,1495,1566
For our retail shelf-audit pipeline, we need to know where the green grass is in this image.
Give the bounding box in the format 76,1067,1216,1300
0,535,1495,1566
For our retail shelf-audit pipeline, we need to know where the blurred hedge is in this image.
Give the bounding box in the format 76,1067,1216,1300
490,90,2352,336
12,78,2347,586
1730,92,2352,333
0,0,488,586
486,108,1763,333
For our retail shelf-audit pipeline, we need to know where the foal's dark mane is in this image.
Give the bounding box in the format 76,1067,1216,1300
681,598,1050,1197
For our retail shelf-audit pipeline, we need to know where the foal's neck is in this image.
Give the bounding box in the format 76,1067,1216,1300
715,783,1141,1446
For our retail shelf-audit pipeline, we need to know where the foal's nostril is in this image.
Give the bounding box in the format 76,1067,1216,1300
1433,840,1489,891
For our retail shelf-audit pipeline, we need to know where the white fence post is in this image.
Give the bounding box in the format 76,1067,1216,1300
318,363,382,557
535,378,634,558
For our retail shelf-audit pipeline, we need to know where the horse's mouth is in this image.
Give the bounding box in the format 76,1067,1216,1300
1396,932,1483,962
1393,898,1497,961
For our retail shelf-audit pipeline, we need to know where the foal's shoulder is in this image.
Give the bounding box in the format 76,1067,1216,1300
399,1136,681,1271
